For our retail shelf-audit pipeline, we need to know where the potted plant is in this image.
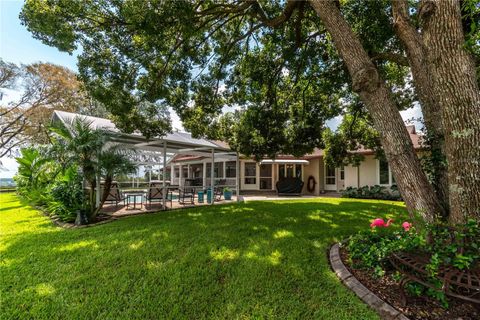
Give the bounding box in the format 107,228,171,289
223,187,232,200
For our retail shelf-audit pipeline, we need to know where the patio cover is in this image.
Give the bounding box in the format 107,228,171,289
52,110,240,207
52,110,232,157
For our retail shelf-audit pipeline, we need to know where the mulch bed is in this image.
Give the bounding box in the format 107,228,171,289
339,247,480,320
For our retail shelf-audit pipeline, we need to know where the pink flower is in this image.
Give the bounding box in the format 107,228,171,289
402,222,412,231
370,218,393,228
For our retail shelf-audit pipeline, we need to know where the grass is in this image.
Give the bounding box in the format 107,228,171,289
0,192,408,319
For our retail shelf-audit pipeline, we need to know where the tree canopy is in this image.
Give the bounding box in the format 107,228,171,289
0,60,108,158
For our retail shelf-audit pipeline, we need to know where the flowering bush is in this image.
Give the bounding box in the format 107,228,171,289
346,217,480,307
347,218,422,276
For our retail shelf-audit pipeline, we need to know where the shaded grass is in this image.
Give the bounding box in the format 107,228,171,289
0,192,407,319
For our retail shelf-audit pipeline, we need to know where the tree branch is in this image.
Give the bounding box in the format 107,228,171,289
371,52,409,66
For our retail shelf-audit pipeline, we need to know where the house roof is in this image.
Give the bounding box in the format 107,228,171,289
169,125,423,163
52,110,232,154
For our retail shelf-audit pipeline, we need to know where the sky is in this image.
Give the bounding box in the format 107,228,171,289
0,0,421,178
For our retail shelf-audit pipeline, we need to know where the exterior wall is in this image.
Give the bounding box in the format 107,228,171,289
170,153,398,193
344,165,359,188
358,155,377,187
302,158,320,195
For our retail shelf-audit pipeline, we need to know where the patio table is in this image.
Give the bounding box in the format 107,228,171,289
125,191,145,210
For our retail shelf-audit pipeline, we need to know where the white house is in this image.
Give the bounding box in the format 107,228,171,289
168,125,422,195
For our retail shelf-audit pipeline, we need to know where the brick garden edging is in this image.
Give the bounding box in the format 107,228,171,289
329,243,409,320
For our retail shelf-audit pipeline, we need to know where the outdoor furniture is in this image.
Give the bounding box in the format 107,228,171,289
101,182,125,207
390,252,480,305
125,191,145,210
197,191,204,203
214,179,227,201
276,177,304,196
146,182,172,208
179,180,195,205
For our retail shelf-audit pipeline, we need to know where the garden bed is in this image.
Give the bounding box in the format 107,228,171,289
339,246,480,320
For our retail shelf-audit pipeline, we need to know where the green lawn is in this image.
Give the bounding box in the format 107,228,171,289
0,192,407,319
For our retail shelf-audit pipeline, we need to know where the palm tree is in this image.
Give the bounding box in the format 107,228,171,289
50,117,137,222
49,117,105,220
94,146,136,218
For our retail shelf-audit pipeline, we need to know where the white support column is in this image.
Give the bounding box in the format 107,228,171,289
187,164,191,178
211,149,215,205
236,152,240,202
202,161,207,187
170,164,174,184
223,161,226,179
162,141,167,210
179,164,183,187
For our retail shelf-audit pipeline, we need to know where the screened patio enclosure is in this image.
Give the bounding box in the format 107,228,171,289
52,110,240,209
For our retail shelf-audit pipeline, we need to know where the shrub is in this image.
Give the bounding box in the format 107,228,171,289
347,223,422,276
347,218,480,307
48,167,84,222
341,185,402,201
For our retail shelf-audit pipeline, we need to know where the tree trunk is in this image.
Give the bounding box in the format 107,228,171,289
309,0,445,222
391,0,449,217
421,0,480,224
93,176,112,218
88,179,97,221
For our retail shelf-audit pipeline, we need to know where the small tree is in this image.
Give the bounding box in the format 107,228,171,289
94,146,136,218
49,117,105,220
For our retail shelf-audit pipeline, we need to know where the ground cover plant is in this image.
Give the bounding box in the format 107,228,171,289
0,192,408,319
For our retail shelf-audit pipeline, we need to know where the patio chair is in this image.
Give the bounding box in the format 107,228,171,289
179,179,195,205
100,182,125,207
146,181,172,208
214,179,227,201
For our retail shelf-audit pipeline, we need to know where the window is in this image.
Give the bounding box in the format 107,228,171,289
244,163,256,184
326,165,336,185
379,159,389,185
260,164,272,189
340,166,345,180
226,161,236,178
295,164,302,178
206,163,224,178
278,164,285,179
279,163,302,179
174,167,180,178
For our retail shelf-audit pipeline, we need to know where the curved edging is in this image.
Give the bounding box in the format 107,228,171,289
329,243,409,320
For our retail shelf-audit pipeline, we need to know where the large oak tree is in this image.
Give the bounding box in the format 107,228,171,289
21,0,479,224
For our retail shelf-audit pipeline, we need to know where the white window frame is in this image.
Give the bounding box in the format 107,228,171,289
324,164,336,190
259,163,273,190
243,162,257,188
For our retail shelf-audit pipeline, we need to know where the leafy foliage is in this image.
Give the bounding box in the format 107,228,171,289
341,185,403,201
20,0,413,157
347,226,421,277
15,118,136,223
347,218,480,306
0,60,108,158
